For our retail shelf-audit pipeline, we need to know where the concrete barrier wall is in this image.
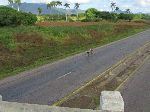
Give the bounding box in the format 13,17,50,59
0,91,124,112
100,91,124,112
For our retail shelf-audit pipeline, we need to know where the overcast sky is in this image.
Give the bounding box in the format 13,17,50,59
0,0,150,13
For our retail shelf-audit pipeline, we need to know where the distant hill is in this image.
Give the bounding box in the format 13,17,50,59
7,3,85,15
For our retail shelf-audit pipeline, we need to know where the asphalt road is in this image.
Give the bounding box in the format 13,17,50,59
121,57,150,112
0,30,150,105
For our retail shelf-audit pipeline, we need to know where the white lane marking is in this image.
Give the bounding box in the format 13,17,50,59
57,72,72,80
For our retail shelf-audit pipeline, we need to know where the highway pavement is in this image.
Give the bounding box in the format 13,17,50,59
121,57,150,112
0,29,150,105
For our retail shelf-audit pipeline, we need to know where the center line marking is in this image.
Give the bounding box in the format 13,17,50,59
57,72,72,80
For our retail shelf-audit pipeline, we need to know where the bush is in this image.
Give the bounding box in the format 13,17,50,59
96,11,110,20
96,11,118,22
17,12,37,25
0,6,37,26
0,7,18,26
81,19,91,22
85,8,98,20
68,18,75,22
141,14,150,20
118,13,134,22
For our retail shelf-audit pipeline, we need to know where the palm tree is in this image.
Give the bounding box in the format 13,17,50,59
115,7,119,12
8,0,14,8
56,1,62,6
47,2,53,20
50,1,58,14
51,1,57,7
37,7,42,15
56,1,62,19
47,1,58,20
74,3,80,20
14,0,21,11
47,3,51,9
47,2,53,14
110,2,116,12
126,9,131,14
64,3,70,21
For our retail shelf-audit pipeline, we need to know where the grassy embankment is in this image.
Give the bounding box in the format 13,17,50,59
0,21,149,79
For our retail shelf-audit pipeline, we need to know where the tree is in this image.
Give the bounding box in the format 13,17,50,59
47,1,58,14
110,2,116,12
115,7,119,12
56,1,62,6
8,0,14,8
74,3,80,20
47,3,52,10
126,9,131,14
47,2,54,14
96,11,117,21
14,0,21,11
37,7,42,15
118,13,134,22
64,3,70,21
141,14,150,20
85,8,98,20
47,2,52,20
51,1,57,7
56,1,62,19
0,6,37,26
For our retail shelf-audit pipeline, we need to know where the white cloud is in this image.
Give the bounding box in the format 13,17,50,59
66,0,91,3
0,0,8,5
138,0,150,6
31,0,92,4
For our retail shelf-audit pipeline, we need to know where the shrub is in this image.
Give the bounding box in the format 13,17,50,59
0,6,37,26
0,6,18,26
118,13,134,22
81,19,91,22
68,18,75,22
141,14,150,20
17,12,37,25
85,8,98,20
96,11,118,22
96,11,110,20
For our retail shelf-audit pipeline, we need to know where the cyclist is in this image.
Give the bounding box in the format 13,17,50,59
90,48,93,54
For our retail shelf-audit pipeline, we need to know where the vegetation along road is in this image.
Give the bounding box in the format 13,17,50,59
0,29,150,105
